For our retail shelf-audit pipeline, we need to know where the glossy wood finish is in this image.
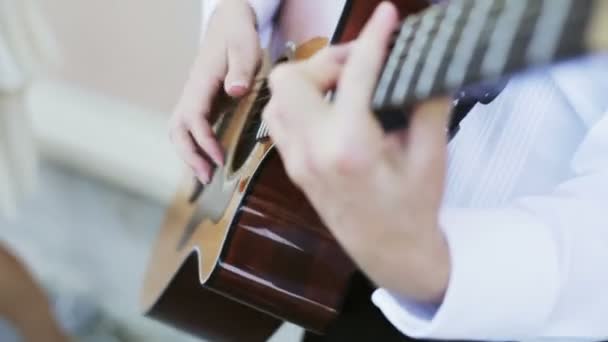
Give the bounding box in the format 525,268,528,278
141,52,282,341
209,149,355,333
335,0,429,43
141,1,431,340
147,254,282,341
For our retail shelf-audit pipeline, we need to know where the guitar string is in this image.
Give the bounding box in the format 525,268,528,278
390,2,546,64
382,0,592,111
251,1,588,85
219,1,590,131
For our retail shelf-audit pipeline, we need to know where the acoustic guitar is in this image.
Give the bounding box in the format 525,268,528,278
141,0,608,340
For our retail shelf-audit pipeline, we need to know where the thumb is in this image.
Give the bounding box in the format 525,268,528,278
224,31,262,97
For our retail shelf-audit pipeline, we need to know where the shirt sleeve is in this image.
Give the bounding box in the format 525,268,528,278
373,107,608,339
200,0,281,47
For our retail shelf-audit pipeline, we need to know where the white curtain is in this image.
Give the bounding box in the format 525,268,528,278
0,0,58,217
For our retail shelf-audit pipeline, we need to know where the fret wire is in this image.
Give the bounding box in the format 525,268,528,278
481,0,529,78
439,0,505,92
390,6,443,106
393,1,507,60
444,0,497,90
396,7,447,106
497,0,545,79
441,8,551,93
373,0,597,118
424,8,555,73
383,15,426,107
387,1,550,90
372,16,418,109
415,15,587,106
526,0,573,64
387,1,540,65
415,0,468,99
553,1,595,60
261,0,597,136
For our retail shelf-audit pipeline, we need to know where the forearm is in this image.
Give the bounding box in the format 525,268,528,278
201,0,281,46
372,110,608,340
333,221,450,304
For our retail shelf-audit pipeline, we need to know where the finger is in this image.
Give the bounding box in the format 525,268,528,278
404,98,452,175
267,63,330,133
266,44,351,115
186,48,227,120
263,101,316,188
262,98,290,148
335,2,399,113
225,29,261,97
189,117,225,166
268,44,351,108
297,43,352,92
264,46,351,162
171,127,213,183
171,48,227,166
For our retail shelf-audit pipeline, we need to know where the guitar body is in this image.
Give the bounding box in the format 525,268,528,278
141,1,429,341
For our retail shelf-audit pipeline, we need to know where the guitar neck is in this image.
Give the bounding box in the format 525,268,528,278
372,0,608,131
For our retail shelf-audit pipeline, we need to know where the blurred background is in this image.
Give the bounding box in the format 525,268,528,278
0,0,198,340
1,0,299,341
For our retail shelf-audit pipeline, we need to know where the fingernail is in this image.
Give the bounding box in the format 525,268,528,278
216,153,225,166
375,1,393,17
198,172,210,184
228,81,249,95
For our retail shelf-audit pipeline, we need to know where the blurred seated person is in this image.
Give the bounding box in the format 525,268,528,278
1,0,67,340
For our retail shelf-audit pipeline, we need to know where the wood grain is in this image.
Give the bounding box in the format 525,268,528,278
209,149,356,333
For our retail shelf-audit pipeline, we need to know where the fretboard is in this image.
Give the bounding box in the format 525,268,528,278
372,0,608,131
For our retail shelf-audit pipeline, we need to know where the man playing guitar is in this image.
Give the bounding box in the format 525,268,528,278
169,0,608,341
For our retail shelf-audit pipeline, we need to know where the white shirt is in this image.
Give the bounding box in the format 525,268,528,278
202,1,608,341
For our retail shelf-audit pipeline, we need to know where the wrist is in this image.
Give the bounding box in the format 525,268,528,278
381,226,450,305
244,1,260,30
201,0,258,39
227,0,259,28
343,221,451,304
410,228,451,304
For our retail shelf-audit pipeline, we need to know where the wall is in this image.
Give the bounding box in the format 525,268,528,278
25,0,204,203
38,0,201,114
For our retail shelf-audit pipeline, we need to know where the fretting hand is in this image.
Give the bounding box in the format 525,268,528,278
263,2,451,303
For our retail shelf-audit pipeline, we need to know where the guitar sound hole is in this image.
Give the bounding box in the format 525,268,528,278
231,81,271,173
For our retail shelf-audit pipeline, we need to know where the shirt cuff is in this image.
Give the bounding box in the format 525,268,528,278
372,207,560,341
201,0,280,47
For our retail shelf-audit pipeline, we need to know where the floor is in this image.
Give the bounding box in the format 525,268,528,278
0,160,302,341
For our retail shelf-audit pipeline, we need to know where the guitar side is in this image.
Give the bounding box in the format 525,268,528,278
207,148,356,334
